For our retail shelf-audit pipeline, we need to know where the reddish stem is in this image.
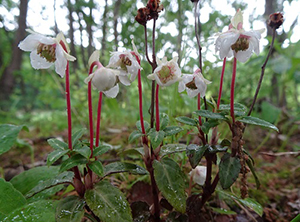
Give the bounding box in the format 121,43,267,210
95,92,103,148
231,57,237,123
88,61,103,157
217,57,226,110
65,61,73,150
155,84,160,131
197,93,202,126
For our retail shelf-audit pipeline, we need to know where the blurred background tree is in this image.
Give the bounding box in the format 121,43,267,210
0,0,299,136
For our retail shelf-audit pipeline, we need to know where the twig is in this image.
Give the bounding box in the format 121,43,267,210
248,27,276,116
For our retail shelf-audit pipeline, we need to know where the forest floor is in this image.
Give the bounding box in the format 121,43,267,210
1,125,299,222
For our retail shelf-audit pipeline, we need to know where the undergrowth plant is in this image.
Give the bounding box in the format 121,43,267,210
0,1,284,221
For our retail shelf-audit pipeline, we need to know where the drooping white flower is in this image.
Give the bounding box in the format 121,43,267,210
18,30,76,77
178,68,211,98
85,67,120,98
107,40,141,86
189,166,207,186
215,9,265,63
147,56,182,87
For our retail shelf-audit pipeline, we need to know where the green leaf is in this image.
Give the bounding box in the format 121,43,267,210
0,179,27,216
122,147,145,157
88,161,104,177
28,185,64,203
186,144,208,168
10,166,60,195
160,113,169,130
56,196,85,222
219,103,247,116
72,129,86,147
239,116,279,132
153,158,186,213
0,124,27,155
2,200,57,222
47,138,68,151
239,198,263,217
129,130,143,143
200,120,219,134
210,207,237,215
59,154,88,172
103,162,148,177
47,149,69,166
194,110,228,120
26,171,74,198
219,153,241,189
73,145,91,159
136,120,150,133
207,145,228,154
246,159,260,189
176,116,198,126
148,129,165,149
163,126,183,136
93,144,111,157
85,181,132,222
160,144,187,157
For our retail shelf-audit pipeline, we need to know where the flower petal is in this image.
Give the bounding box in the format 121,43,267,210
215,31,239,59
104,84,119,98
178,81,185,93
55,45,68,77
18,34,47,51
88,50,100,67
30,51,53,69
235,42,254,63
84,73,95,84
118,75,131,86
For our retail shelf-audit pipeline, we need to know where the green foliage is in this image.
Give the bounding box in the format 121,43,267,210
85,181,133,222
153,158,186,213
56,196,85,222
103,162,148,177
186,144,208,168
219,153,241,189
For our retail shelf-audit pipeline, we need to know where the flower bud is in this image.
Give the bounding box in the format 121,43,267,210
189,166,207,186
268,12,283,29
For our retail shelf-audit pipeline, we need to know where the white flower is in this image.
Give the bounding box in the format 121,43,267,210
189,166,207,186
178,68,211,98
147,56,182,87
107,40,141,86
84,67,120,98
18,30,76,77
215,9,265,63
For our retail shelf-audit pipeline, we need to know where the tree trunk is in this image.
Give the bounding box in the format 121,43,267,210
0,0,29,101
76,10,87,66
87,0,94,57
113,0,121,51
176,0,183,65
67,0,78,71
101,0,108,58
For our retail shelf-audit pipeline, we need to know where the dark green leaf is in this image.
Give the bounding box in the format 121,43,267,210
73,145,91,159
28,185,64,203
176,116,198,126
88,161,104,177
153,158,186,213
160,113,169,130
246,159,260,189
47,138,68,151
0,124,27,155
186,144,208,168
220,139,231,147
56,196,85,222
59,154,88,172
163,126,183,136
200,120,219,134
93,144,111,157
103,162,148,177
72,128,86,147
219,153,241,189
136,120,150,133
10,166,60,195
218,103,247,116
129,130,143,143
2,200,57,222
160,144,187,157
0,179,26,216
194,110,228,120
26,171,74,198
239,116,279,132
47,149,69,166
207,145,228,154
148,129,165,149
210,207,236,215
85,181,132,222
122,147,145,157
239,198,263,216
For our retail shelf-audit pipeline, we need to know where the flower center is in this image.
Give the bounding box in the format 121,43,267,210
119,54,132,70
231,37,249,52
158,65,174,84
185,78,197,90
37,43,56,62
